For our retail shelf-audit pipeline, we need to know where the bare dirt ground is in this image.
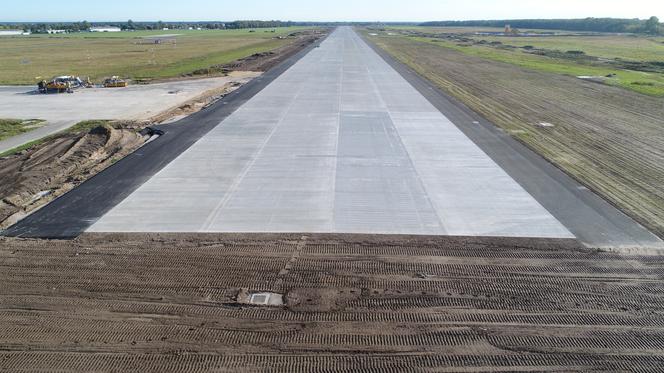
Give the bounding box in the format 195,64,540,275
368,35,664,239
0,123,146,228
1,233,663,372
190,29,326,75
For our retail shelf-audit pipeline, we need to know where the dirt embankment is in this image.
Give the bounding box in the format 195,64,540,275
0,124,146,228
147,74,255,124
184,29,328,77
226,31,325,72
0,233,662,371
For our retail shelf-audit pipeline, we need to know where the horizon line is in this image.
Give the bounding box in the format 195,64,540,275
0,16,654,23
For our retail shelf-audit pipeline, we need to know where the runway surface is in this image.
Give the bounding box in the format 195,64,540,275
87,28,570,237
4,27,661,247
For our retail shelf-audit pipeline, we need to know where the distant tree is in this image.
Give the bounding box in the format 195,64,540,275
419,17,661,34
127,19,135,30
156,20,164,30
645,16,660,34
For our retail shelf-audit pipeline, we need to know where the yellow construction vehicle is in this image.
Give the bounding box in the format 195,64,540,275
103,76,128,88
37,76,83,93
46,80,70,93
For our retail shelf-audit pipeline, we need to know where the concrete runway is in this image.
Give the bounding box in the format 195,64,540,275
88,27,572,238
5,27,661,247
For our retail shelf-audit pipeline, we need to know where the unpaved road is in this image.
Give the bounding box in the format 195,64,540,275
1,233,663,372
0,73,258,153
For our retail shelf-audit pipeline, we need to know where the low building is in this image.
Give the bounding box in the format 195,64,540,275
90,26,122,32
47,29,66,34
0,30,27,36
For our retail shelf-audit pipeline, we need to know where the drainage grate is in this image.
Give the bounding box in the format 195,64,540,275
239,291,284,306
250,294,269,305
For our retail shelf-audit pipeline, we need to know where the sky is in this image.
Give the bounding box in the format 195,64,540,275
1,0,663,22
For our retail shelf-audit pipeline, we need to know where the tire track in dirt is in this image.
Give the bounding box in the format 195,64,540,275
0,233,663,371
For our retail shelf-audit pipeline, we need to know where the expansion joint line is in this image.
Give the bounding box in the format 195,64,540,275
274,235,308,290
199,72,308,231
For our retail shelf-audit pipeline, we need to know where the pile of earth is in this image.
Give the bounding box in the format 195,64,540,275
0,123,146,228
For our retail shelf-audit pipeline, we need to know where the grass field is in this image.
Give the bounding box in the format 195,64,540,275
364,29,664,238
473,35,664,61
0,27,312,85
0,119,44,141
380,27,664,96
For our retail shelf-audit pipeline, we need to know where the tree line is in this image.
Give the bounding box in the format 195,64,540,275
1,20,418,33
420,17,662,34
1,20,344,33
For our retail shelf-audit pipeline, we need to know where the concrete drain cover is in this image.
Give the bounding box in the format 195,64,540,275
237,290,284,306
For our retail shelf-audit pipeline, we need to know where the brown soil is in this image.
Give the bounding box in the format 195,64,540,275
148,74,257,124
0,124,146,228
225,30,327,72
0,233,662,371
370,34,664,238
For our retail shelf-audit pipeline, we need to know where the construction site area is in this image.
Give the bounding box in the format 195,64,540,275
1,18,664,373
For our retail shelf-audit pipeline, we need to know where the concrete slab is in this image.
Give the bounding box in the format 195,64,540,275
88,27,572,238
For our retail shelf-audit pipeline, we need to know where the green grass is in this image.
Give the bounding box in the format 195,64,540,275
0,137,45,157
0,119,45,141
471,35,664,61
385,25,594,35
0,27,313,84
65,119,112,133
0,119,112,157
403,35,664,96
364,30,664,238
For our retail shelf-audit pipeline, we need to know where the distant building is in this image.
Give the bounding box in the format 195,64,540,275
90,26,122,32
504,24,512,34
0,30,27,36
47,29,66,34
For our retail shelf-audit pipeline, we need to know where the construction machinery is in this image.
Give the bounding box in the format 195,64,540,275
37,76,84,94
103,76,128,88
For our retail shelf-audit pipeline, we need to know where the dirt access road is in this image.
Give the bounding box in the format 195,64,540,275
1,233,663,372
0,74,258,154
